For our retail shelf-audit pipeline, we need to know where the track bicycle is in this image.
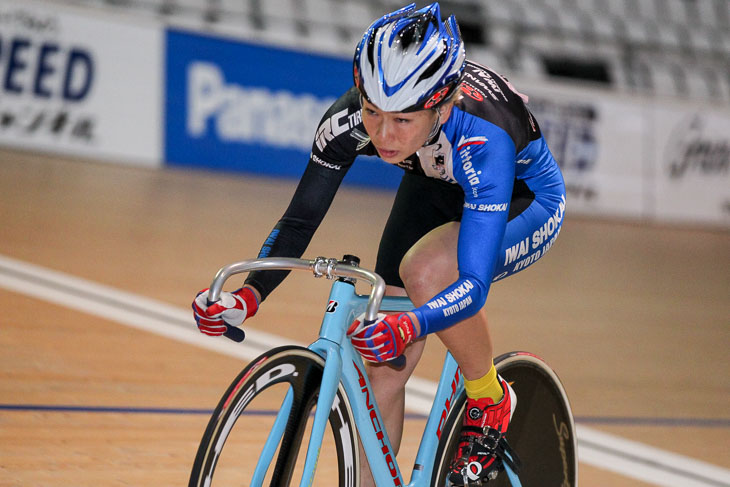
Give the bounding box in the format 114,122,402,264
189,255,577,486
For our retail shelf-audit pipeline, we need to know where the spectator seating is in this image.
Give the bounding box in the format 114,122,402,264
60,0,730,103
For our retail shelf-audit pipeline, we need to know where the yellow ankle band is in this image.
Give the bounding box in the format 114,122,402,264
463,363,503,403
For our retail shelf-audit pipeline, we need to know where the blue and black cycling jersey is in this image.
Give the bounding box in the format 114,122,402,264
246,61,566,336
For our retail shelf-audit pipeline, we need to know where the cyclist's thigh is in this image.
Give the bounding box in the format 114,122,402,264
376,172,464,288
492,188,566,282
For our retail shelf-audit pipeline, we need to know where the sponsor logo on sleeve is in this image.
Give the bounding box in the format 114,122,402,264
311,153,342,171
315,107,363,152
456,135,487,197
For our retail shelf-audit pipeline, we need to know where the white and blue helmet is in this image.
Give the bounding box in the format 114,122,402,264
354,3,466,113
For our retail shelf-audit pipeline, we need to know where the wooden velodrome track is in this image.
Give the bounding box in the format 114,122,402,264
1,147,728,486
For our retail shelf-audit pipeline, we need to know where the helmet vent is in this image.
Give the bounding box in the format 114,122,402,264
417,45,447,85
366,34,377,74
397,14,438,52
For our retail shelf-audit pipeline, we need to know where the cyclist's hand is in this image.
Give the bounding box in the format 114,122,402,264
348,312,415,363
192,287,258,336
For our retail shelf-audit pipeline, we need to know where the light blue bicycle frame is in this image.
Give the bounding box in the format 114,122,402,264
309,280,463,487
208,257,520,487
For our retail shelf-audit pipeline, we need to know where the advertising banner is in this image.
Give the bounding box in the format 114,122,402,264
2,4,726,226
0,1,162,165
522,79,730,227
164,28,403,188
525,85,647,219
651,106,730,226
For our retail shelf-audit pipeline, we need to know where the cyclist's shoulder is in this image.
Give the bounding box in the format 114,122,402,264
458,61,530,111
313,86,375,164
452,60,541,151
319,86,360,121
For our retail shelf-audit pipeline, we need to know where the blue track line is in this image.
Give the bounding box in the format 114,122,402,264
2,403,729,428
0,404,215,415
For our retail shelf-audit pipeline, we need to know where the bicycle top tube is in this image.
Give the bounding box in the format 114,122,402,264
208,256,387,324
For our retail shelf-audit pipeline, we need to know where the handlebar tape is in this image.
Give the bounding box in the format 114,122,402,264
223,325,246,342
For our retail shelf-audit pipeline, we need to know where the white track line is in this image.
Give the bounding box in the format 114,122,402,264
1,254,728,487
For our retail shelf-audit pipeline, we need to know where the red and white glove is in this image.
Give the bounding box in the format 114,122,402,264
347,312,416,363
192,287,258,336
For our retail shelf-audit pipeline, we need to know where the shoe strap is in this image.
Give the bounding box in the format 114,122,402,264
495,436,522,473
459,426,523,472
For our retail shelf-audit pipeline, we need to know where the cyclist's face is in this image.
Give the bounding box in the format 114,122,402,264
361,100,439,164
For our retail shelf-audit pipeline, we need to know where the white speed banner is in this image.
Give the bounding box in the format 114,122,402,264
0,0,162,165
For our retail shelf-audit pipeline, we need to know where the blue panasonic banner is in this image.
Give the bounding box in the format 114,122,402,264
165,28,402,188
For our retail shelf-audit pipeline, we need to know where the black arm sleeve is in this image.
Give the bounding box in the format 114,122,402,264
242,87,370,300
244,159,348,300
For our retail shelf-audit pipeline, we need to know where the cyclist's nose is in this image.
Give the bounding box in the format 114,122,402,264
376,119,395,142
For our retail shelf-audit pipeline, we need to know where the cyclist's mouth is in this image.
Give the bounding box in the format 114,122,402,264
378,148,399,159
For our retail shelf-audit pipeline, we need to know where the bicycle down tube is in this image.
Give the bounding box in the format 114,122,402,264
317,291,467,487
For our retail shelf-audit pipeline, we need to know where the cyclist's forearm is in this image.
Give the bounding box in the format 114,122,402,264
412,274,488,336
244,158,345,300
244,219,317,300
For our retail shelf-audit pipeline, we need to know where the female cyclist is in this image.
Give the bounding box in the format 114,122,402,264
193,3,566,485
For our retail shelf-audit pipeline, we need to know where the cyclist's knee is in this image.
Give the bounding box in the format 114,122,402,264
400,249,455,301
399,223,459,300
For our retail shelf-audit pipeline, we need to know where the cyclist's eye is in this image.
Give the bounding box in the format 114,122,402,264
364,108,377,116
396,118,411,124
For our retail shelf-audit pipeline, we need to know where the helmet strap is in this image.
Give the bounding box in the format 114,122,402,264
424,107,442,145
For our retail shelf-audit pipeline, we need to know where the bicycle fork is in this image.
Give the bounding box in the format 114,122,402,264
249,340,344,487
300,341,343,487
